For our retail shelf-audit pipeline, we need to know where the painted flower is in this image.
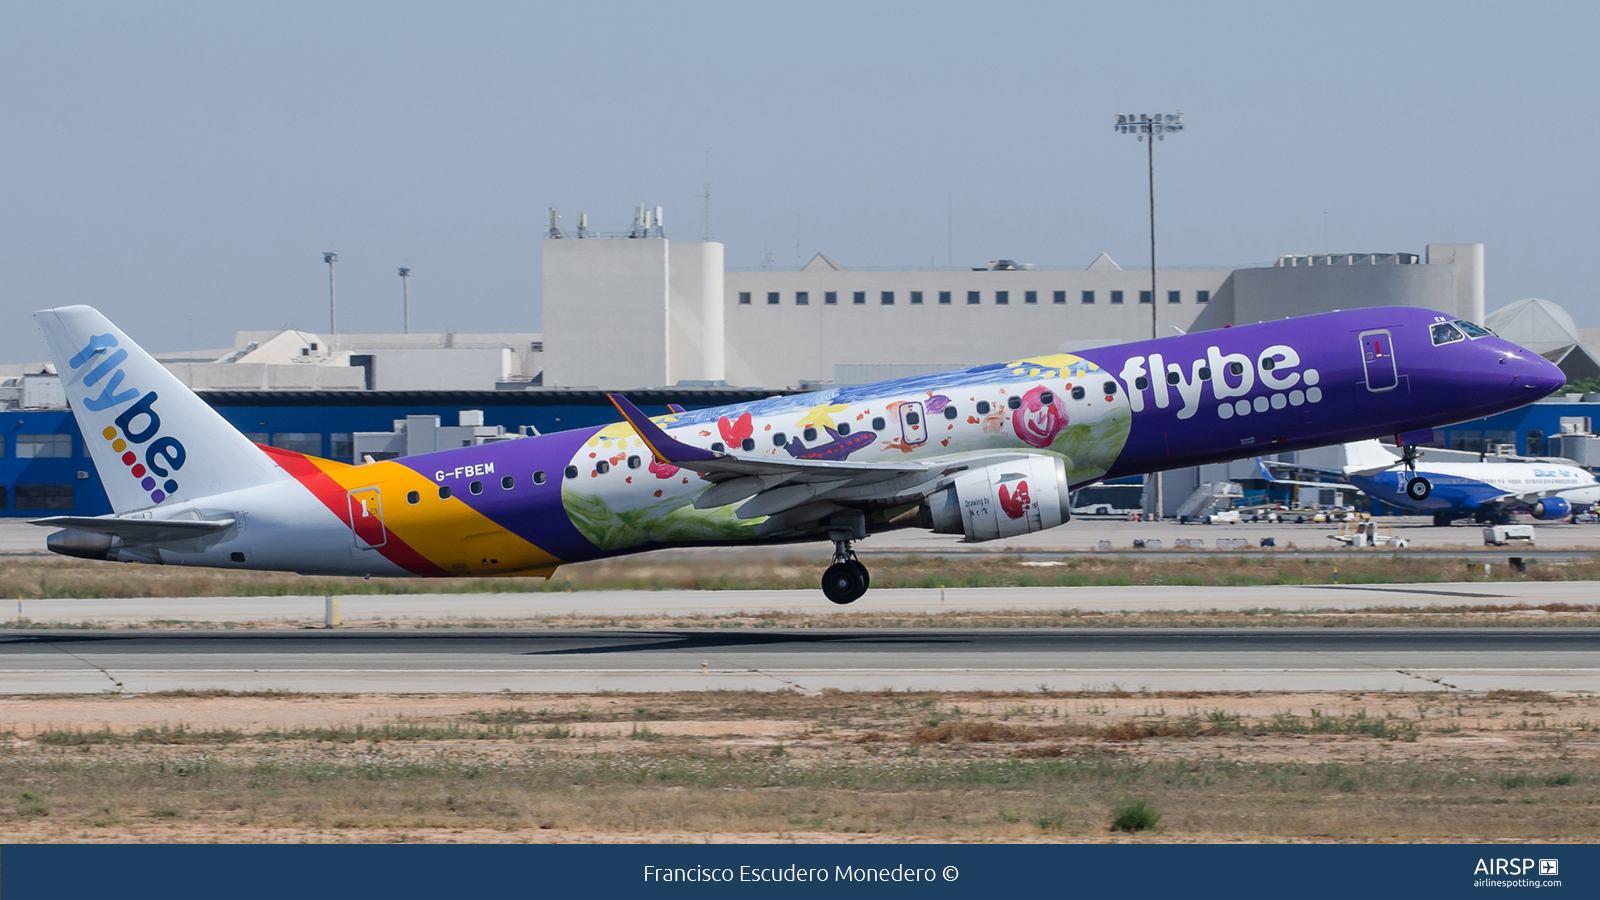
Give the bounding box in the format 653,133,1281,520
1012,385,1067,448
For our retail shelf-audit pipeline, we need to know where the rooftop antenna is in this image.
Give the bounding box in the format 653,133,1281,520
654,206,665,238
547,207,563,239
698,151,711,241
397,267,411,334
577,213,588,239
322,251,338,335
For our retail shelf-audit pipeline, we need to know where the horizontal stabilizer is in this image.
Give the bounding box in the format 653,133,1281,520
30,515,235,543
1342,440,1400,477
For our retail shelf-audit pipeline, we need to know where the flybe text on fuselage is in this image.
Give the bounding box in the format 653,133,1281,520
68,333,186,506
1117,343,1320,420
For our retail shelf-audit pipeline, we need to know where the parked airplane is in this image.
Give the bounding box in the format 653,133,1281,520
31,305,1563,604
1340,439,1600,525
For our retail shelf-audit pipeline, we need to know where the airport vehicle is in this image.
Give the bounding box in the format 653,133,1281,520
1484,524,1536,546
1341,439,1600,525
1330,521,1409,548
32,305,1563,604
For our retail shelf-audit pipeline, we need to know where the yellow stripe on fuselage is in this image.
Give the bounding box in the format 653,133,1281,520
303,455,562,577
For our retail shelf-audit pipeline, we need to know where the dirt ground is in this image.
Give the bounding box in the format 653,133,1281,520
3,689,1597,843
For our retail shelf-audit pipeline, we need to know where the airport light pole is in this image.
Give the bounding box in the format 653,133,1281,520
398,267,411,334
323,252,338,336
1115,111,1183,520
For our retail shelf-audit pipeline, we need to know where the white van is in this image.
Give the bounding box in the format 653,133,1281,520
1484,525,1535,546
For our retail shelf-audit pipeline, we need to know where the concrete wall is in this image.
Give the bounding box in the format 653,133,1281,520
667,241,725,384
363,348,513,392
1231,244,1482,327
721,267,1232,388
542,237,669,388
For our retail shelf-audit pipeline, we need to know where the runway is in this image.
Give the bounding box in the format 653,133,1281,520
6,580,1596,625
3,628,1597,694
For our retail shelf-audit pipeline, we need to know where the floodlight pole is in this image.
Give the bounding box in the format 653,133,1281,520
1116,111,1184,520
398,267,411,334
323,252,338,336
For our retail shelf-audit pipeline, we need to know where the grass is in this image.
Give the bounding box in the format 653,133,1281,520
3,689,1599,841
2,553,1600,600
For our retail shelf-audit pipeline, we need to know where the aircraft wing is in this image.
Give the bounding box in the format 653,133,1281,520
29,515,236,543
609,393,972,535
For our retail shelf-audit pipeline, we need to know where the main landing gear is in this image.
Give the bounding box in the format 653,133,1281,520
822,539,871,605
1400,443,1432,501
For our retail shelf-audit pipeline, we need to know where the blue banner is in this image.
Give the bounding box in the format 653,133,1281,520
2,844,1593,898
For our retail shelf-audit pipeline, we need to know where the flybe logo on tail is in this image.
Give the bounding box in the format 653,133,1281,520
70,334,185,505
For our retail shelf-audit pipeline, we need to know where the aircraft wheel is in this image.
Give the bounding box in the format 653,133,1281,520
822,562,867,605
1405,476,1432,501
848,559,870,592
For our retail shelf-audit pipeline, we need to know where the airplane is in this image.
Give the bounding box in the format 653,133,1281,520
1339,439,1600,526
30,304,1563,605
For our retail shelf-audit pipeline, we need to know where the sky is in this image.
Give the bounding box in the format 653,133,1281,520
2,0,1597,362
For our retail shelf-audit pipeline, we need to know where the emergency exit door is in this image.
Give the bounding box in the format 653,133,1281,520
1359,329,1398,393
347,487,387,551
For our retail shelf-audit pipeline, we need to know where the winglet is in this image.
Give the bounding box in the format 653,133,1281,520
667,403,687,414
607,393,721,465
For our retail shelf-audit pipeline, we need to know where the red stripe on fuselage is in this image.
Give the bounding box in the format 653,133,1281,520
259,444,450,576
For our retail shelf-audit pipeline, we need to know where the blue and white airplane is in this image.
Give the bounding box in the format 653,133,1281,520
1340,440,1600,525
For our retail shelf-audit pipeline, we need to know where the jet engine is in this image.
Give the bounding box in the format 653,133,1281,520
926,455,1071,542
1529,497,1571,520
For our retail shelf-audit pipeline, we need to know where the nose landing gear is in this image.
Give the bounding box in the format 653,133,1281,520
822,539,870,605
1399,442,1432,501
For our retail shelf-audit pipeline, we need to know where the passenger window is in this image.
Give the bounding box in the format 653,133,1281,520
533,470,547,484
1431,322,1465,345
837,422,850,435
1040,391,1053,404
595,461,610,474
1071,386,1085,400
1007,395,1022,410
804,427,817,441
1198,367,1212,380
564,466,577,480
439,485,452,499
1103,380,1118,395
627,456,641,469
906,411,921,425
470,480,483,494
1228,362,1243,377
976,401,991,415
740,438,755,451
711,442,724,452
501,475,514,489
872,416,886,430
407,490,420,504
1261,358,1275,371
773,433,787,447
943,405,958,419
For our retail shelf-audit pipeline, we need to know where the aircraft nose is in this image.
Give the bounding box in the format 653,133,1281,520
1499,342,1566,399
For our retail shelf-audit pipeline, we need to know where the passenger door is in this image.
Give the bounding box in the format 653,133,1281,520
1359,329,1398,393
347,487,387,552
898,400,928,447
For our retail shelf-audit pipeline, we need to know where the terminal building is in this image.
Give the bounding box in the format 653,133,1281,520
2,205,1598,519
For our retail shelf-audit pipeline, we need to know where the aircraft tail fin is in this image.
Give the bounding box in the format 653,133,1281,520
1342,440,1399,477
1252,457,1277,483
34,306,288,513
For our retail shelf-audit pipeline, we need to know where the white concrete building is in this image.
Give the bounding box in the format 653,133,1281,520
538,216,1486,391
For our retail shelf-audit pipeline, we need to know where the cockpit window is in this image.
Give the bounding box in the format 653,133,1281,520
1430,322,1465,346
1455,319,1496,338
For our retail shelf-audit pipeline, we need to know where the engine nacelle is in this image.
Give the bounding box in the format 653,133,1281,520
927,456,1071,542
1530,496,1571,520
